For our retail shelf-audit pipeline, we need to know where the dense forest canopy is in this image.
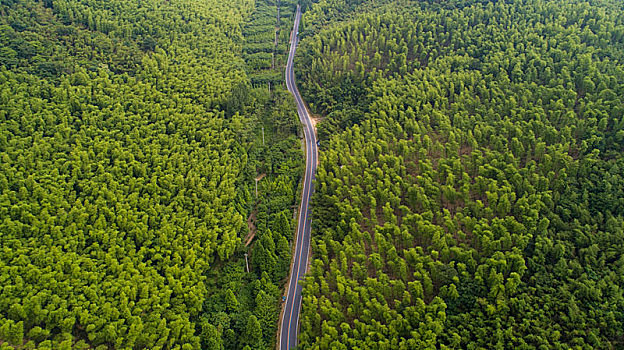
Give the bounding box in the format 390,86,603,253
2,0,624,348
296,0,624,348
0,0,302,349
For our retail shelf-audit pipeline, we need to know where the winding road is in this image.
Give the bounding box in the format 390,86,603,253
280,4,317,350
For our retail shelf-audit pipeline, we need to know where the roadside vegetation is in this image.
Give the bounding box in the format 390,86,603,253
0,0,301,349
296,0,624,348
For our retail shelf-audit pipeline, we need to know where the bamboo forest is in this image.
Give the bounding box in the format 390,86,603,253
1,0,623,349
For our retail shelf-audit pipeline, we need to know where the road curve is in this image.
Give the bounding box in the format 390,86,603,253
280,4,317,350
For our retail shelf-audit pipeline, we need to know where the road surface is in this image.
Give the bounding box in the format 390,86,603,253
280,4,317,350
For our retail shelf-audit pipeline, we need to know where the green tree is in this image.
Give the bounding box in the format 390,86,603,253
241,315,263,349
225,289,239,312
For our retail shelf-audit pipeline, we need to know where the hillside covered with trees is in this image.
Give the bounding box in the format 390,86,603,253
0,0,302,349
296,0,624,348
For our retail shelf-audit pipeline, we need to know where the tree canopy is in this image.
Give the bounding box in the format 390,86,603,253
296,0,624,348
0,0,302,349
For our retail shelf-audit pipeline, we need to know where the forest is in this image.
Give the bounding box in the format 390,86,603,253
295,0,624,348
2,0,624,349
0,0,301,349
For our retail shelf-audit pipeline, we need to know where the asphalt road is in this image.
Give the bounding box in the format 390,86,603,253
280,4,317,350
